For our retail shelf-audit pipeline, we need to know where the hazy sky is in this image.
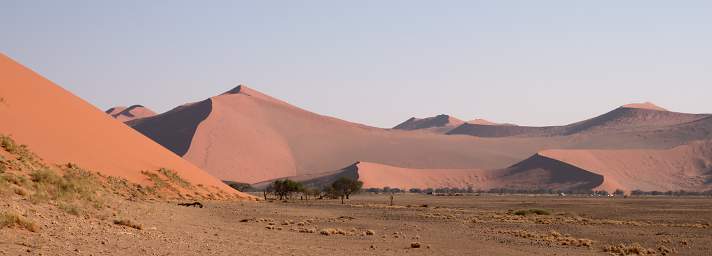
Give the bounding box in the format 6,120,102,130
2,1,711,127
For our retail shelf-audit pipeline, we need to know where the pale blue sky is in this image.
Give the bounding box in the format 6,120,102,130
2,1,711,127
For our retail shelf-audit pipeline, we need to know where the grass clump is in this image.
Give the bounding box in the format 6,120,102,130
0,212,38,232
58,203,81,216
158,168,191,188
513,208,551,216
503,230,593,248
28,166,103,206
113,219,143,230
0,135,32,159
141,170,167,189
603,243,657,255
0,157,6,173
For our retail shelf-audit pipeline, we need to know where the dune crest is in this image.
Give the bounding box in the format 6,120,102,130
393,114,465,133
622,102,668,111
106,104,156,122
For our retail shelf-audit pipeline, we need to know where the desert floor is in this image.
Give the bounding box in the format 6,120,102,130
2,194,712,255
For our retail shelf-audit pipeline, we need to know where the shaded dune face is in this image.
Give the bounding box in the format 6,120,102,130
129,99,213,156
500,154,604,191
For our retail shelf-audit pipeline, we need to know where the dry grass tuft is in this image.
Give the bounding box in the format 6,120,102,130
502,230,594,248
512,208,551,216
158,168,191,188
319,228,350,236
0,212,38,232
602,243,657,255
58,203,81,216
113,219,143,230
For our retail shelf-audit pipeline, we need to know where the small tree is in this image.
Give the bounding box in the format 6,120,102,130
613,189,625,196
331,177,363,204
272,179,304,200
303,187,320,200
264,183,274,200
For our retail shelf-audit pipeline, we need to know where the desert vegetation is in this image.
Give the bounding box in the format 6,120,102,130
327,177,363,204
113,219,143,230
0,212,38,232
260,177,364,204
0,134,219,234
512,208,551,216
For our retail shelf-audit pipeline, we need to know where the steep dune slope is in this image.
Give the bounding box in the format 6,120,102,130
106,105,156,122
0,53,246,197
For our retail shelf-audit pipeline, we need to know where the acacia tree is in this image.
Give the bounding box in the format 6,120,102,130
272,179,304,200
331,177,363,204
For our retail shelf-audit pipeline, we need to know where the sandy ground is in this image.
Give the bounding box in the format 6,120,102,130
2,194,711,255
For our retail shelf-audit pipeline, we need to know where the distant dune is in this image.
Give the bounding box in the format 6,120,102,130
106,105,156,122
448,104,709,137
254,139,712,193
541,140,712,192
0,53,248,198
127,85,712,188
393,114,465,133
254,157,604,192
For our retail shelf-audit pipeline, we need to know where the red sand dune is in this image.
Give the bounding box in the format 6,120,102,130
256,140,712,193
106,105,156,122
130,86,571,183
128,86,712,185
0,53,249,198
541,140,712,192
392,114,465,133
254,158,604,192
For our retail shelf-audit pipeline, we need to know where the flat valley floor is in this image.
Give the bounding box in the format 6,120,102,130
2,194,712,255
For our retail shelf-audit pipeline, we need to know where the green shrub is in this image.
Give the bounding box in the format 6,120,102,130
272,179,304,200
330,177,363,204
